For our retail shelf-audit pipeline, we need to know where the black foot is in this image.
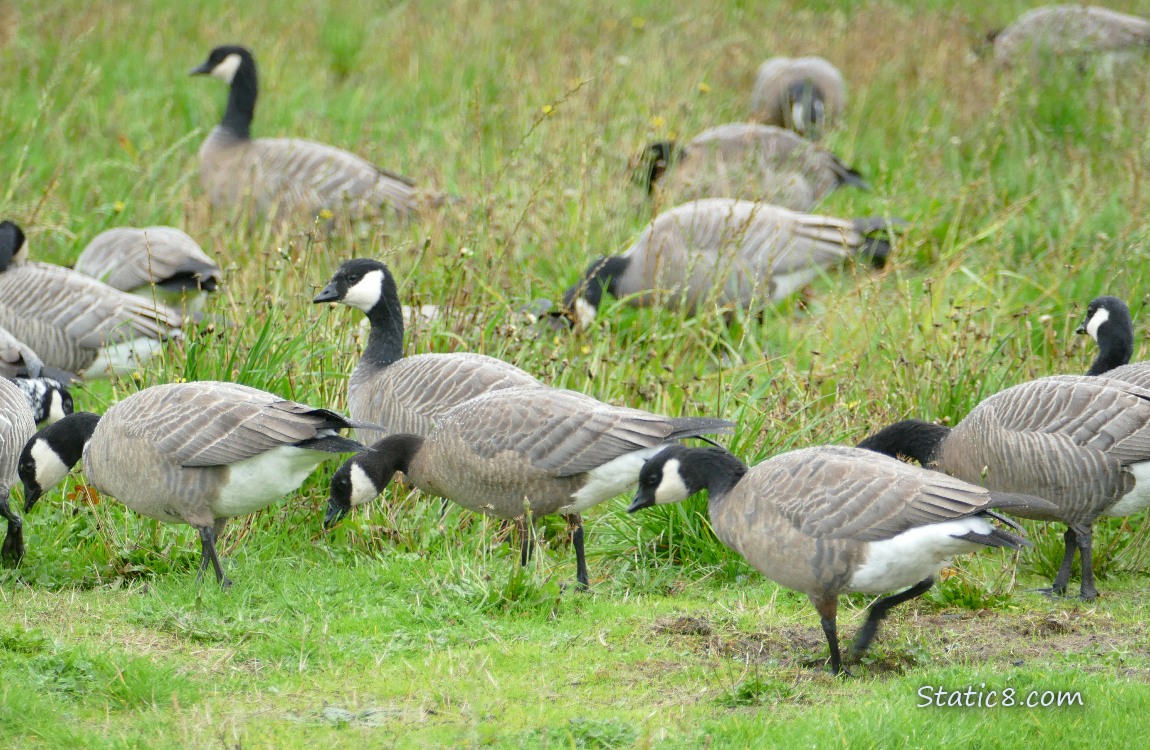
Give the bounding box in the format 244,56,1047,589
1,527,23,567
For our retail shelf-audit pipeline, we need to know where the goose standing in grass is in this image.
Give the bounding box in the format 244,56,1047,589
0,378,37,565
858,375,1150,601
191,45,436,224
74,227,221,314
314,258,539,444
628,444,1049,675
993,5,1150,68
18,381,363,586
636,124,867,211
325,385,732,589
750,56,845,138
1077,295,1150,389
559,199,896,327
0,221,183,378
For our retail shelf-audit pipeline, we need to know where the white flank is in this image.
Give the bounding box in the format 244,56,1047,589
1085,307,1110,341
84,338,166,379
212,446,328,517
1103,461,1150,517
769,267,822,302
349,462,380,507
31,438,71,493
563,446,666,513
573,297,597,329
211,53,243,84
341,269,385,312
849,517,993,594
654,457,691,504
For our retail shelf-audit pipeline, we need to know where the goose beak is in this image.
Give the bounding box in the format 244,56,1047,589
23,487,41,514
1075,321,1088,335
189,60,213,76
313,282,342,304
324,498,349,528
627,493,654,513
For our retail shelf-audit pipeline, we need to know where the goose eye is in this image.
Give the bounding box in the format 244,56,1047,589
346,274,361,285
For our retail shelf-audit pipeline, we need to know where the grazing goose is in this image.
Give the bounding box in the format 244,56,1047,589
191,45,433,224
750,57,845,138
560,199,896,327
0,221,183,378
0,378,37,565
18,381,362,586
629,444,1049,675
858,375,1150,601
993,5,1150,68
637,124,867,211
0,325,76,426
74,227,221,313
325,385,732,588
313,258,539,444
1077,295,1150,389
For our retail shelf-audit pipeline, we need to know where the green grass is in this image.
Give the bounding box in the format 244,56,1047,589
3,0,1150,746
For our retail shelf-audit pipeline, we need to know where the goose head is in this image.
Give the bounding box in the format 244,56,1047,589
1079,296,1134,376
190,45,254,84
19,412,102,511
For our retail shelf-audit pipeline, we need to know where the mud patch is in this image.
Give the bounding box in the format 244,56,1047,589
653,614,713,637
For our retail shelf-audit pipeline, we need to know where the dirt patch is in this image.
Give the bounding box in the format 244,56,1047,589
653,614,714,637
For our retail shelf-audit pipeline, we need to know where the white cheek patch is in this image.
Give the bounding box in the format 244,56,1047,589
349,463,380,506
46,392,66,426
654,458,690,504
1085,307,1110,341
211,53,243,84
341,269,385,313
574,297,597,328
791,102,806,130
30,438,70,492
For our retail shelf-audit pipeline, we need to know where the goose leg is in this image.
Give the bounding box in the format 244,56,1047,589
518,517,534,567
1051,527,1078,596
0,492,23,566
851,577,934,658
1075,524,1097,602
197,523,232,588
565,514,589,590
810,595,848,676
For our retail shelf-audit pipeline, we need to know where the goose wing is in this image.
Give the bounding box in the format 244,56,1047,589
0,326,43,378
77,227,220,290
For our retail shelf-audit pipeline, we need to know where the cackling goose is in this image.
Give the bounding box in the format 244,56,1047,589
325,385,732,588
1077,295,1150,389
0,325,75,426
637,124,867,211
993,5,1150,68
74,227,221,313
18,381,362,586
0,221,183,378
859,374,1150,600
750,57,845,138
629,444,1049,675
314,258,539,445
0,378,36,564
560,199,896,327
191,45,434,224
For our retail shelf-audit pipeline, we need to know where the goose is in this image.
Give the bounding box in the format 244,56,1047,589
628,444,1050,675
559,199,896,327
0,221,183,378
313,258,540,445
17,381,363,586
325,384,732,588
74,227,221,313
750,57,845,138
1076,295,1150,389
993,5,1150,68
0,378,37,565
636,124,867,211
858,374,1150,601
0,325,75,426
191,45,434,224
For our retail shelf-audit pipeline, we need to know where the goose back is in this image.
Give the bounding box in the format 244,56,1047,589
0,379,35,495
995,5,1150,66
75,227,221,298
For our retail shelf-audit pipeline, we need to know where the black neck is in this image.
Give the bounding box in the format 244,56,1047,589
856,419,950,466
1087,326,1133,376
682,447,749,501
361,274,405,368
49,412,102,469
563,255,630,311
365,434,424,483
221,57,258,139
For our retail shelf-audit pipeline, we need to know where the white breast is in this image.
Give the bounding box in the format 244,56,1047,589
848,517,994,594
212,446,330,518
1103,461,1150,517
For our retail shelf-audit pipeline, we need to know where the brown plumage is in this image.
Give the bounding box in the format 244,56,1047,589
326,385,733,588
858,374,1150,601
644,124,867,210
0,378,36,563
750,57,845,138
629,444,1048,674
994,5,1150,67
192,45,437,224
